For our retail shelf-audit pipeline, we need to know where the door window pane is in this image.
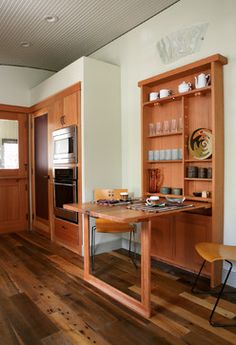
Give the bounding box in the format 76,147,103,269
0,120,19,169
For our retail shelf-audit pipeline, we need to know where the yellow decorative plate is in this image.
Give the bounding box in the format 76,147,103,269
188,128,212,160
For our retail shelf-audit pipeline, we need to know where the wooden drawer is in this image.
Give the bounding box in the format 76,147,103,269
54,218,79,248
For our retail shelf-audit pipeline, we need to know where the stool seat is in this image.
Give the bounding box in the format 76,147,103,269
91,188,137,272
192,242,236,327
95,218,134,233
196,242,236,263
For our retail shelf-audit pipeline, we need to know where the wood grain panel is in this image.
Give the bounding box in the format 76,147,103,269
54,218,80,251
151,215,174,260
34,114,49,221
174,213,211,271
0,179,28,232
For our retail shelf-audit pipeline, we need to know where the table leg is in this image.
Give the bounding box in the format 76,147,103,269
83,214,152,318
141,219,152,317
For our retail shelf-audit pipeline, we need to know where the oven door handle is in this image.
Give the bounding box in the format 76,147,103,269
53,182,76,187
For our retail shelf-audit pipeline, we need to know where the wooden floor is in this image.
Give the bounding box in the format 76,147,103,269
0,232,236,345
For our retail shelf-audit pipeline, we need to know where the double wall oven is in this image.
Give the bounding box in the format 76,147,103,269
52,125,78,224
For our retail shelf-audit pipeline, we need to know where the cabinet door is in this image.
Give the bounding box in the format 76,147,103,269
151,215,174,261
174,213,211,271
54,218,80,251
51,98,63,130
51,91,78,131
63,91,78,126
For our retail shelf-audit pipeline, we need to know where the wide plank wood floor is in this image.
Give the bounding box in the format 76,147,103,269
0,231,236,345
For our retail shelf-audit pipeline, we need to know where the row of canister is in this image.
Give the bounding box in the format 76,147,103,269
148,148,183,161
187,166,212,179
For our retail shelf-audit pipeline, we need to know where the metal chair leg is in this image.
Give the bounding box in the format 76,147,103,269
191,260,206,293
91,225,96,272
130,225,138,269
192,260,236,327
128,231,132,256
209,260,236,327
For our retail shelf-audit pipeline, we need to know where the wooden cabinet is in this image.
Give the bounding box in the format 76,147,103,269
174,213,211,273
138,54,227,286
54,217,80,252
30,83,82,253
51,90,80,130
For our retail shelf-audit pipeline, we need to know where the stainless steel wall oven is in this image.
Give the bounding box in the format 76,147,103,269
53,167,78,223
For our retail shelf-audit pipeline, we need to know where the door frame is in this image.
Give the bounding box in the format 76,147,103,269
31,107,52,236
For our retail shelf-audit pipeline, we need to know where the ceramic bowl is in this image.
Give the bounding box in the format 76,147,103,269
160,186,171,194
165,196,185,204
171,188,182,195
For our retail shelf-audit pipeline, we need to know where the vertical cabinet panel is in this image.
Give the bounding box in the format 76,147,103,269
174,213,211,271
0,179,28,232
151,215,174,261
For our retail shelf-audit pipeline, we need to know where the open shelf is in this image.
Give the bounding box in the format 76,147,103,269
143,86,211,107
184,178,212,181
147,160,182,164
184,159,212,163
144,192,212,203
147,131,182,138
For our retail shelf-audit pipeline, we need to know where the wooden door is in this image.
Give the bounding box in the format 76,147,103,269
32,111,50,235
0,111,28,233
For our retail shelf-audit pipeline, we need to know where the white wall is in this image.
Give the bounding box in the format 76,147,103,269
30,58,84,105
91,0,236,284
30,56,122,203
82,58,121,202
0,66,54,106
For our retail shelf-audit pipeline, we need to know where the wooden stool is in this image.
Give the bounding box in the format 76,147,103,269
91,189,137,271
192,242,236,327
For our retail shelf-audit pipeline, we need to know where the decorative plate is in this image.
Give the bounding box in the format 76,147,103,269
188,128,212,160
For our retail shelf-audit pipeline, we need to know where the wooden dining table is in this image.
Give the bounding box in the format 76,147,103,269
64,200,211,318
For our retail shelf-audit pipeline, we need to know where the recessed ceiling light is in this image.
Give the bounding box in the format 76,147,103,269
20,41,31,48
44,15,59,23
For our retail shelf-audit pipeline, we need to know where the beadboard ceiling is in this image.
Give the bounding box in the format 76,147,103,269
0,0,179,72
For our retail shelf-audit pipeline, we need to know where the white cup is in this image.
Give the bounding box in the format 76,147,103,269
178,82,192,93
165,149,171,160
154,150,160,161
159,89,171,98
160,149,165,160
148,150,154,161
146,195,160,206
120,192,129,201
149,92,159,101
171,149,179,160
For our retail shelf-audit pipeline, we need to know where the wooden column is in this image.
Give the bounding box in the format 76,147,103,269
141,220,151,317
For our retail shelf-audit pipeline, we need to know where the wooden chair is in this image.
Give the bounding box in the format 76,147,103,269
192,242,236,327
91,189,137,271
